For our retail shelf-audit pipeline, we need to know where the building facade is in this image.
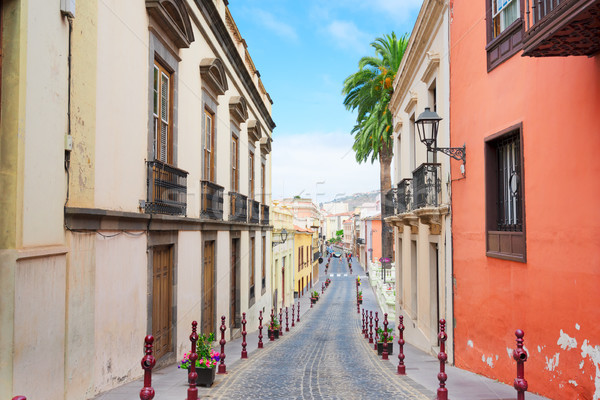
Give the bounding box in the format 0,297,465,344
271,202,294,312
293,226,314,297
450,1,600,398
0,1,275,398
386,0,454,359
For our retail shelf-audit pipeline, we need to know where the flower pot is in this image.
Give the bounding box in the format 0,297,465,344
267,329,280,339
190,367,216,387
377,342,394,355
357,299,363,304
311,297,317,304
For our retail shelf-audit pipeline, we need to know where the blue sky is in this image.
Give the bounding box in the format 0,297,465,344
228,0,421,203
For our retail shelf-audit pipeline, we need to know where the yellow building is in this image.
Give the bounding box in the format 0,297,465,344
294,226,314,297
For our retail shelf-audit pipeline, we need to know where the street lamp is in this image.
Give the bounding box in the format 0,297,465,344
272,228,288,246
415,107,466,162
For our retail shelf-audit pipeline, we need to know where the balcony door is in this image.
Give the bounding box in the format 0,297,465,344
152,245,173,360
230,238,240,329
153,60,173,164
202,241,215,335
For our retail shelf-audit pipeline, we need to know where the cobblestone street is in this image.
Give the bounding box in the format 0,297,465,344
208,255,433,399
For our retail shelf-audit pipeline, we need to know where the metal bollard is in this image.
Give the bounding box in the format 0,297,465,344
382,313,389,360
258,310,264,349
374,312,379,351
322,283,324,294
279,308,283,337
187,321,199,400
513,329,528,400
369,311,374,344
286,307,290,331
297,302,300,323
362,309,366,337
270,308,275,341
436,319,448,400
397,315,406,375
140,335,156,400
291,304,295,327
12,397,27,400
241,313,248,359
217,316,227,374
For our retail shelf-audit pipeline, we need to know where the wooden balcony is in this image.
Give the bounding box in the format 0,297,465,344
522,0,600,57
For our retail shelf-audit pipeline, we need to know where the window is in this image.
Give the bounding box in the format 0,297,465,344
261,162,266,204
485,124,526,262
231,134,239,191
492,0,520,38
249,151,255,198
153,60,173,163
486,0,523,71
204,109,215,181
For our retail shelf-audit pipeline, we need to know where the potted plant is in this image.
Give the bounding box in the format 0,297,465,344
267,319,280,339
357,290,363,304
325,278,331,287
376,327,394,355
178,332,220,387
356,276,361,286
311,290,320,303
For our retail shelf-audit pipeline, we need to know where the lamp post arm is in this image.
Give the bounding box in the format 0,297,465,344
433,144,466,162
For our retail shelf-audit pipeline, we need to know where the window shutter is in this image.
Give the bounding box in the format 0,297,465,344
160,73,169,162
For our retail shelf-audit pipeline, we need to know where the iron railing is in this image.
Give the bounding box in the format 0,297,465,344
396,178,412,214
525,0,562,30
412,163,441,209
383,188,397,218
229,192,248,222
261,204,270,225
248,199,260,224
200,180,224,220
146,160,188,215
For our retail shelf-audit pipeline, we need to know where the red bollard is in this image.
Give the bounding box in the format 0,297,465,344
270,308,275,341
297,302,300,323
357,300,360,314
241,313,248,359
140,335,156,400
397,315,406,375
322,283,324,294
513,329,528,400
187,321,199,400
437,319,448,400
258,310,264,349
362,309,366,337
13,396,27,400
217,316,227,374
382,313,389,360
369,311,374,344
279,308,283,337
291,304,295,327
285,307,290,332
374,312,379,351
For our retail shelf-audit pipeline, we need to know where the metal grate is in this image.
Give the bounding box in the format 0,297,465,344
229,191,248,222
412,163,441,209
200,180,224,220
146,160,188,215
496,133,522,231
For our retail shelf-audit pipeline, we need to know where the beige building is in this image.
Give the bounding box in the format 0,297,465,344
0,0,274,398
385,0,454,361
271,202,295,311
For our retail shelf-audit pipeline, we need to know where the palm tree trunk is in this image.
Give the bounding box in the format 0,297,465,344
379,140,394,281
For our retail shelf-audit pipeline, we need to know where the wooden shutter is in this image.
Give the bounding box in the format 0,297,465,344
152,245,173,360
202,241,215,335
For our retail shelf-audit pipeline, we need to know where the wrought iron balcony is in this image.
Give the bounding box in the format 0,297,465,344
200,180,224,220
261,204,270,225
412,163,441,209
229,191,248,222
146,160,188,216
522,0,600,57
383,188,397,218
396,178,413,214
248,199,260,224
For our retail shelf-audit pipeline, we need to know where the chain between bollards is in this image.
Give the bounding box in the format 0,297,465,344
217,316,227,374
140,335,156,400
186,321,199,400
382,313,389,360
397,315,406,375
258,310,264,349
241,313,248,359
374,312,379,351
513,329,528,400
436,319,448,400
369,311,374,344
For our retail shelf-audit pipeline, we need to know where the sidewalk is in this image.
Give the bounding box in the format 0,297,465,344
351,256,549,400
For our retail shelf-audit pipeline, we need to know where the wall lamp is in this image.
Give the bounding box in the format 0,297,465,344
415,107,466,162
272,228,288,246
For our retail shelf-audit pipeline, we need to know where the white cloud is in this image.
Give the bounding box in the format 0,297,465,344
253,9,298,41
326,20,371,54
271,131,380,203
370,0,423,22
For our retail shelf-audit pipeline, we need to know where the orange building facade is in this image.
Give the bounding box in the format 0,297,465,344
449,1,600,399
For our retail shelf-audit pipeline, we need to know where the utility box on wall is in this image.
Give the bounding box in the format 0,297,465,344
60,0,75,18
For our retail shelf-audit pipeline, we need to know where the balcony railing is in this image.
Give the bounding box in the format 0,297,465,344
261,204,270,225
229,191,248,222
146,160,188,216
248,199,260,224
523,0,600,57
412,163,441,209
396,178,412,214
200,180,224,220
383,188,397,218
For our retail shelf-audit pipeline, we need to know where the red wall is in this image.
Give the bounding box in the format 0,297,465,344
450,2,600,399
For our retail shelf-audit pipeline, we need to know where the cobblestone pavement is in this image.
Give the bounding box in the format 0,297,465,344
208,255,434,400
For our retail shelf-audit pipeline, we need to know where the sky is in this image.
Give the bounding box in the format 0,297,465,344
227,0,421,204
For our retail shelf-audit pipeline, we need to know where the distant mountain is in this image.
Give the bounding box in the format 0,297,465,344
323,190,380,211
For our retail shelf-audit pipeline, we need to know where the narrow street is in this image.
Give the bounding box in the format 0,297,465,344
209,255,432,399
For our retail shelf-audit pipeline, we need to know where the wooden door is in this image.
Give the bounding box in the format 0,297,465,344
152,245,173,360
230,239,239,329
203,241,215,335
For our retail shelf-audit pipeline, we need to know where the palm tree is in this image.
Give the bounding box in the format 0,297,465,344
342,32,408,269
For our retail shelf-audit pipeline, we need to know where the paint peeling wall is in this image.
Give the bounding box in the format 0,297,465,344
449,1,600,399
